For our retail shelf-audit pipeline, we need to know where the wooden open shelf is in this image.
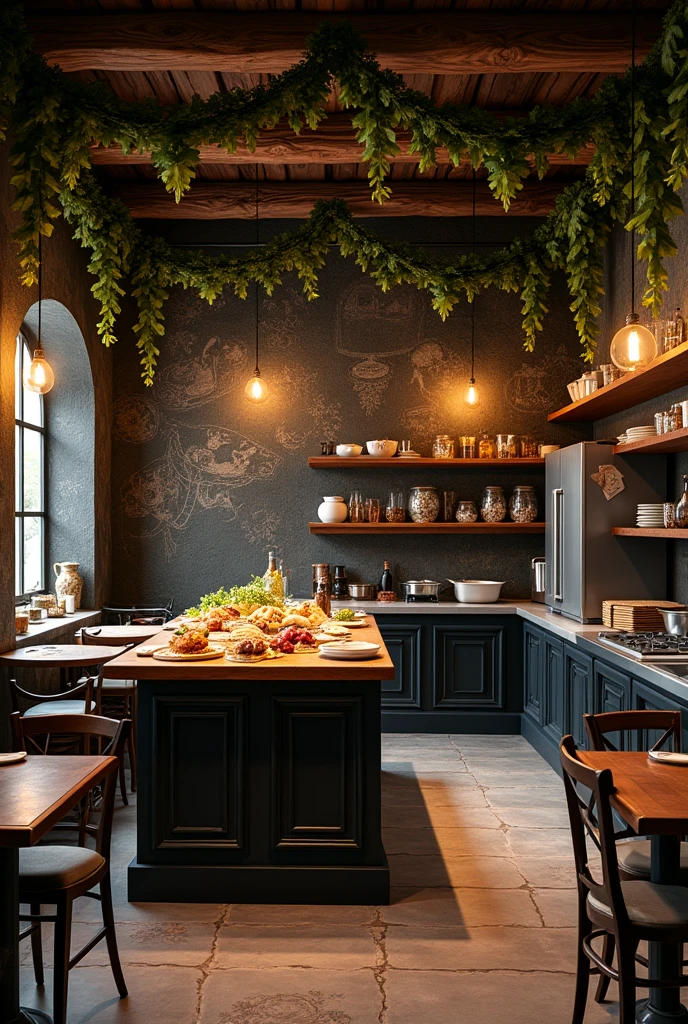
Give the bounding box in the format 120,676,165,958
548,340,688,423
614,427,688,455
308,457,545,468
613,527,680,538
309,521,545,535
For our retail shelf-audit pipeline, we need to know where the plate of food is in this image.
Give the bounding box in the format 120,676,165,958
225,635,284,662
270,626,321,655
316,623,354,639
153,627,224,661
153,644,225,661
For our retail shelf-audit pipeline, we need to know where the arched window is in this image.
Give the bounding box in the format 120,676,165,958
15,333,46,600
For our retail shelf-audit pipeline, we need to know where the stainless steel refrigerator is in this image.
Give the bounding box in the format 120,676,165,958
545,442,667,622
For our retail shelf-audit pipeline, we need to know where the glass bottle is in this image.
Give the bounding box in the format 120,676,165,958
349,491,364,523
380,560,394,593
263,550,284,601
677,476,688,528
315,576,331,617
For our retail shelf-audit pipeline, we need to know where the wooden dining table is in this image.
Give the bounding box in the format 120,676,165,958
579,751,688,1024
0,754,117,1024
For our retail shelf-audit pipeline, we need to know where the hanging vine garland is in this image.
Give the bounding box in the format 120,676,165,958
1,0,688,383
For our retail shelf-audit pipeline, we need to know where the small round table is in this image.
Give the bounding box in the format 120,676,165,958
0,645,124,668
77,624,161,646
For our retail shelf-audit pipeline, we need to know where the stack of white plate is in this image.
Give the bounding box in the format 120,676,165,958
396,450,422,459
318,640,380,660
636,503,665,527
626,425,657,441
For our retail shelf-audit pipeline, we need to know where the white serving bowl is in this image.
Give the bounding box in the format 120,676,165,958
336,443,362,457
448,579,505,604
366,439,398,458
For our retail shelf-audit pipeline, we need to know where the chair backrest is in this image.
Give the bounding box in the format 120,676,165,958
102,602,173,625
10,711,130,859
80,630,136,653
9,675,95,716
560,734,630,933
585,710,682,753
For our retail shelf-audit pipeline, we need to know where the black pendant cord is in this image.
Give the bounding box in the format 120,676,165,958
37,228,42,349
630,0,636,314
470,168,476,386
254,165,260,377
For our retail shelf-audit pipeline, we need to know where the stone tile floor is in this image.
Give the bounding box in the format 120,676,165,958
19,734,620,1023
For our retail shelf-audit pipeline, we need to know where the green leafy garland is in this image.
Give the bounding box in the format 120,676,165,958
1,0,688,383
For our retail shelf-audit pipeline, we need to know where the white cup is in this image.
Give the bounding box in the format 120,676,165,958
681,400,688,428
64,595,76,614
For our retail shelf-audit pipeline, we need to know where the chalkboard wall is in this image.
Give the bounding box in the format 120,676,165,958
111,217,589,610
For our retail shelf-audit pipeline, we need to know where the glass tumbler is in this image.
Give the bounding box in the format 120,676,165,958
349,491,365,523
385,491,405,523
432,435,455,459
365,498,380,523
478,436,496,459
655,412,666,435
460,436,476,459
497,434,518,459
520,436,538,458
442,491,458,522
664,503,677,529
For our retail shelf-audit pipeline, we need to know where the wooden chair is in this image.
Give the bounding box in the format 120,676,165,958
81,629,138,794
102,601,173,625
11,712,130,1024
561,734,688,1024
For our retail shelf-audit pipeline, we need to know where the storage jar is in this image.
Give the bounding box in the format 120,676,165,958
409,486,440,523
509,485,538,523
480,486,507,523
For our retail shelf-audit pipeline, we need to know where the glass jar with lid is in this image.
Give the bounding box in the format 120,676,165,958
432,435,455,459
409,486,440,523
480,486,507,523
478,435,496,459
455,500,478,523
509,485,538,523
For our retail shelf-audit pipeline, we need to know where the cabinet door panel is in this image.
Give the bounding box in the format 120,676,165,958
632,679,687,751
543,638,565,742
378,624,422,708
153,697,245,850
566,647,593,749
272,697,362,850
432,626,504,709
523,626,542,722
594,661,631,749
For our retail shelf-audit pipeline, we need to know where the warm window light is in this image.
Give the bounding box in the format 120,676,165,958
465,380,479,407
244,372,268,403
23,347,55,394
609,314,657,373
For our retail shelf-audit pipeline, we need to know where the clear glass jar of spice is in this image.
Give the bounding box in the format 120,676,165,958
432,435,455,459
481,486,507,523
409,486,440,523
509,485,538,523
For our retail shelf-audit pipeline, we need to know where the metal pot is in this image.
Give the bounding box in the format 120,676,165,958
661,607,688,636
348,583,377,600
400,580,442,599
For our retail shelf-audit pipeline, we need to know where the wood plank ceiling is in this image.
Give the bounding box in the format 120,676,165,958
24,0,671,217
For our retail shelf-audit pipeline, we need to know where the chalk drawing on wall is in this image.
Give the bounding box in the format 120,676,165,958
509,344,577,412
120,424,281,558
261,288,307,351
240,507,282,546
155,336,249,410
219,991,351,1024
350,356,390,416
114,395,160,444
399,340,463,445
273,366,342,451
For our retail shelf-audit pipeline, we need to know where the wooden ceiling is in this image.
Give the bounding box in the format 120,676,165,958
24,0,671,218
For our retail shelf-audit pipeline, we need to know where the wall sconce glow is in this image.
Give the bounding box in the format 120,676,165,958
609,314,657,373
244,372,268,403
23,347,55,394
465,380,479,407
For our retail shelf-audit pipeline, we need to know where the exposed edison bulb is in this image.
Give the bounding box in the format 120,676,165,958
23,347,55,394
609,315,657,373
244,373,268,403
465,380,480,407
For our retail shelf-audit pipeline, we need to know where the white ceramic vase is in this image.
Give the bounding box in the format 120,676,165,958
318,496,348,524
54,561,84,610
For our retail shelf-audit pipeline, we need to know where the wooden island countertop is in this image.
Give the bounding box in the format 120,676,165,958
104,617,396,681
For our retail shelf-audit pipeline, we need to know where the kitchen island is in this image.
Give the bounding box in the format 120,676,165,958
105,620,395,905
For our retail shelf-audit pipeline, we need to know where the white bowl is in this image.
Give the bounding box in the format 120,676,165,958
448,579,505,604
336,443,362,457
366,440,398,458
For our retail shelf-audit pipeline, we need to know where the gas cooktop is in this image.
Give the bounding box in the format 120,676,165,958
597,631,688,662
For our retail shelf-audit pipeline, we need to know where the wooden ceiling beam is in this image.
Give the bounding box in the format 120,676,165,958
90,115,595,167
113,180,561,219
29,12,661,75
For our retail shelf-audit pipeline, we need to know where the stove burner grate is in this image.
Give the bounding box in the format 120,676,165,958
601,631,688,655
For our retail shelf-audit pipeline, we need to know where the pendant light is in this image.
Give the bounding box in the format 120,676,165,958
24,230,55,394
244,166,268,403
609,1,657,373
465,169,479,406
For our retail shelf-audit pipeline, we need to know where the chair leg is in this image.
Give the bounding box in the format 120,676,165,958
130,691,137,793
594,932,615,1003
572,902,592,1024
617,937,638,1024
52,897,73,1024
118,755,129,806
100,872,128,998
30,903,44,987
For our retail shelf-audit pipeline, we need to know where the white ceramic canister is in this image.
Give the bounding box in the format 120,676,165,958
318,496,348,524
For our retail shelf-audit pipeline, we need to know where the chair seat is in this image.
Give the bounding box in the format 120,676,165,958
589,881,688,930
618,839,688,881
100,678,136,691
24,700,96,717
19,846,105,893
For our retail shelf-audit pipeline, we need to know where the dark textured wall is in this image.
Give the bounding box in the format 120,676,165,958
594,183,688,602
111,216,590,608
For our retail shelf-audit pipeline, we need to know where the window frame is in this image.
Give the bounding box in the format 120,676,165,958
15,333,47,603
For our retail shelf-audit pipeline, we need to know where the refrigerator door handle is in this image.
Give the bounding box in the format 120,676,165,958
553,488,564,602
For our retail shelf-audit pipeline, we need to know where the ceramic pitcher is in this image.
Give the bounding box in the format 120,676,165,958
54,562,84,609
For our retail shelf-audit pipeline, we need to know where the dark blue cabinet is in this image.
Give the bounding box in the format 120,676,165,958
432,625,504,710
523,624,543,723
378,623,421,709
566,647,593,749
543,636,565,743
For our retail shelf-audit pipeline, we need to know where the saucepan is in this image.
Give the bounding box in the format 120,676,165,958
348,583,378,600
661,607,688,636
400,580,443,599
448,579,505,604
